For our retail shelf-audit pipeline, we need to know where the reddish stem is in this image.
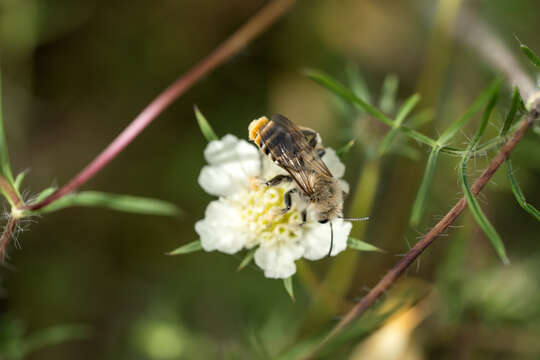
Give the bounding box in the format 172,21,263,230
26,0,296,211
306,107,538,358
0,216,18,260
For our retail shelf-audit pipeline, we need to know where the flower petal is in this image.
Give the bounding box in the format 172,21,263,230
302,219,352,260
321,148,345,178
198,135,260,196
254,243,304,279
339,179,350,194
195,199,247,254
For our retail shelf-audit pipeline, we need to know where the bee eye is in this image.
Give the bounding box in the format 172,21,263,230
319,219,329,224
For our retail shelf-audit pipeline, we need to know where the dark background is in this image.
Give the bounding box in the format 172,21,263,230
1,0,540,359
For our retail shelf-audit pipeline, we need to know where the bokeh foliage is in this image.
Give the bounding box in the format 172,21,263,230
0,0,540,359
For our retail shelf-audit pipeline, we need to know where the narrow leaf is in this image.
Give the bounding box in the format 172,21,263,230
237,248,256,271
395,93,421,126
378,128,401,155
520,43,540,68
0,71,14,184
460,158,509,264
399,126,437,147
34,187,57,203
336,140,355,157
167,240,203,255
410,147,441,226
283,277,295,301
194,106,218,141
347,237,383,252
437,78,502,145
306,69,438,147
378,94,422,155
470,82,500,147
500,87,524,136
304,69,394,126
506,159,540,221
35,191,181,216
379,74,398,113
14,170,29,191
346,64,372,105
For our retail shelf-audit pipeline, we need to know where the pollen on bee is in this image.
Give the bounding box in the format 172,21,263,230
248,116,269,146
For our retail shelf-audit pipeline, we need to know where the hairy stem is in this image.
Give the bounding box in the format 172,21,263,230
0,175,22,208
0,216,18,260
26,0,296,211
307,106,537,358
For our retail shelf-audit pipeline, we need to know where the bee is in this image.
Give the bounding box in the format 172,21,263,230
249,114,364,255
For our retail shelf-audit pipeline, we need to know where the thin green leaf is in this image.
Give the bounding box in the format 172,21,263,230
395,93,421,126
283,277,295,301
379,74,398,113
410,147,441,226
520,43,540,68
437,78,502,146
347,237,383,252
0,71,14,184
336,140,355,157
194,106,218,141
167,240,203,255
306,69,438,148
399,126,437,147
304,69,394,126
378,128,401,155
470,82,500,147
34,187,57,204
237,248,256,271
506,159,540,221
379,94,422,155
35,191,181,216
460,158,509,264
346,64,372,105
500,87,524,136
14,170,29,191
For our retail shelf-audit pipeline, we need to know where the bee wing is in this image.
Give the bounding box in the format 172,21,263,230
268,115,333,195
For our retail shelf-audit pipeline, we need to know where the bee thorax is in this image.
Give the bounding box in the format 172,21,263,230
310,177,343,222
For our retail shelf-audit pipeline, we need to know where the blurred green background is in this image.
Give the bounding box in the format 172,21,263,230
1,0,540,359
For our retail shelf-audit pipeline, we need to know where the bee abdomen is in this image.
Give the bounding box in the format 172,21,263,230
248,116,286,163
248,116,270,148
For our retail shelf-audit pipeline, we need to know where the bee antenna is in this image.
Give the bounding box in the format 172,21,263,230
327,221,334,257
340,217,370,222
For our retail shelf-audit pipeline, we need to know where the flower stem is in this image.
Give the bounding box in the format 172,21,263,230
306,106,538,358
26,0,296,211
0,175,22,208
0,216,18,260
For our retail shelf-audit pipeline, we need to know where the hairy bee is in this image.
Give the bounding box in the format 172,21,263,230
249,114,345,237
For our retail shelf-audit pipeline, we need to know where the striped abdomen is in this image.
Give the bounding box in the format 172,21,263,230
248,116,288,162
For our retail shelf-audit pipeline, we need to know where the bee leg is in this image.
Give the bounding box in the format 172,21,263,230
317,148,325,158
301,209,307,225
265,174,293,187
281,188,297,214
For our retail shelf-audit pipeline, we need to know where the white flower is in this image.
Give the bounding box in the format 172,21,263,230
195,134,353,279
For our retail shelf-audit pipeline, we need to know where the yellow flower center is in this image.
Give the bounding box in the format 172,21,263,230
234,177,304,248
